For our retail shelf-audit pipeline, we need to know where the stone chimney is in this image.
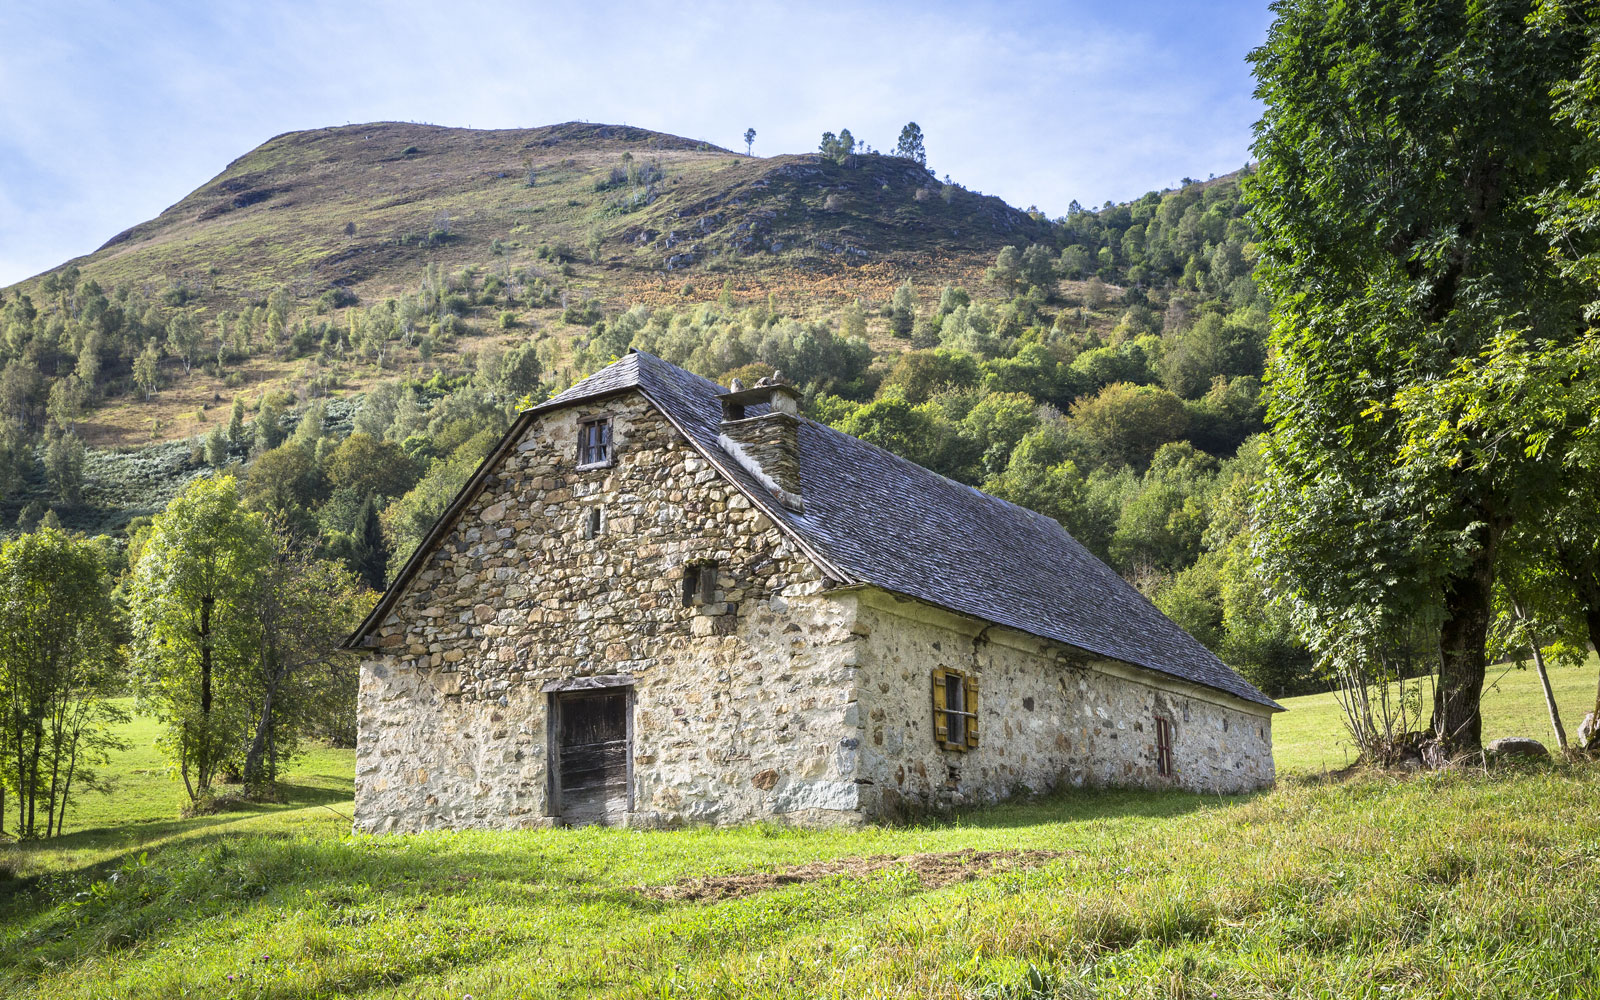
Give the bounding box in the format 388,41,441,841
716,376,804,512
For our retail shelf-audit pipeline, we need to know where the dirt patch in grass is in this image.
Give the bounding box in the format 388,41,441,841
643,848,1073,902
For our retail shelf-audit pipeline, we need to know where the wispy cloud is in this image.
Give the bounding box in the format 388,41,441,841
0,0,1272,285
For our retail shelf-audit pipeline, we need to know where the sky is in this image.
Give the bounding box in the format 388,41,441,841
0,0,1275,287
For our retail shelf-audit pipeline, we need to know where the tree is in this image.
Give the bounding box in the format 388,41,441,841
983,427,1099,553
227,395,247,448
0,527,126,838
241,528,368,787
743,127,756,156
895,122,926,165
132,341,161,400
890,280,916,339
1247,0,1596,753
43,430,85,505
819,129,855,164
350,497,389,591
987,246,1023,294
165,313,204,375
325,432,419,500
1068,382,1189,471
130,476,271,801
243,443,320,520
46,376,87,431
205,424,229,468
254,397,286,454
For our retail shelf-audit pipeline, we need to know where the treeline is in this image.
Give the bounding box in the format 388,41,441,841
0,478,368,839
0,261,563,509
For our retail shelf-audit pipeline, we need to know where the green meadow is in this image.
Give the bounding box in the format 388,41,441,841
2,658,1597,999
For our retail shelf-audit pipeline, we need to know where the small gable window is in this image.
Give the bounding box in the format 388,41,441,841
1155,716,1174,776
577,416,612,468
682,562,717,607
931,667,978,751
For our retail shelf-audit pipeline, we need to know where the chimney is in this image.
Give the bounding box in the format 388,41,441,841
716,375,804,512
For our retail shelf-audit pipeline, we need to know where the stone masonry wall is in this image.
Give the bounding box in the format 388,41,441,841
355,392,867,833
852,591,1275,816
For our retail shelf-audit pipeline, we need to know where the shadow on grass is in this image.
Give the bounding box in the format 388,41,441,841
0,824,664,985
899,782,1257,832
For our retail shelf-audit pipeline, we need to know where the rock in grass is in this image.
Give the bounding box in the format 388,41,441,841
1485,736,1549,759
1577,713,1600,752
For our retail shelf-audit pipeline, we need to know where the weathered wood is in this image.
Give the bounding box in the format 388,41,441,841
541,674,635,693
553,689,631,826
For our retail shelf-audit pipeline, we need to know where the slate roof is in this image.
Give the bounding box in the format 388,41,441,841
352,350,1281,711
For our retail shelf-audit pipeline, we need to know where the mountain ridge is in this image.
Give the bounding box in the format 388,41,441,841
11,120,1051,312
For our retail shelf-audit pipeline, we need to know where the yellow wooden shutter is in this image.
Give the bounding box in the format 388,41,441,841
965,675,980,747
931,668,948,744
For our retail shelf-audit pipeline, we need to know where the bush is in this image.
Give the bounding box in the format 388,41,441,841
317,288,358,312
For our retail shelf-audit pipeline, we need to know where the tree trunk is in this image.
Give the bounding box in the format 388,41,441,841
197,594,215,797
1433,540,1497,756
199,595,214,716
243,685,274,788
1519,615,1567,753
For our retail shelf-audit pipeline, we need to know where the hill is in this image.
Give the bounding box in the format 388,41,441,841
3,657,1599,997
15,121,1049,310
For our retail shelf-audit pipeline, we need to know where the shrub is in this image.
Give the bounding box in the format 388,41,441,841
317,288,358,312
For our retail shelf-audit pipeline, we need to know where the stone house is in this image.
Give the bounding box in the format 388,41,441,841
346,351,1281,832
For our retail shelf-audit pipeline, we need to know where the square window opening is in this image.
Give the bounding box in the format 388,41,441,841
682,562,717,607
932,667,978,751
577,416,612,467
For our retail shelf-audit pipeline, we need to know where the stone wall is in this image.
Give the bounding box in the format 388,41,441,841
356,391,867,833
851,590,1275,816
355,390,1276,835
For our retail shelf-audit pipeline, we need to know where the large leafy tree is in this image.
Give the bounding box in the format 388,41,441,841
1248,0,1597,753
242,527,369,786
0,527,126,838
130,476,271,800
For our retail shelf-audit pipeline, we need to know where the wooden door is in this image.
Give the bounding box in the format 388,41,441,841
552,689,631,825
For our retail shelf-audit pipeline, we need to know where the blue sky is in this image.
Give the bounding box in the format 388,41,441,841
0,0,1273,286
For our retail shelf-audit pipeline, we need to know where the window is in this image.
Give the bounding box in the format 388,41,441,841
931,667,978,751
682,562,717,607
577,416,612,467
1155,717,1174,776
584,507,604,539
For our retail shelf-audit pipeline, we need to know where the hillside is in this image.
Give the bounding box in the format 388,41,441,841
15,121,1048,309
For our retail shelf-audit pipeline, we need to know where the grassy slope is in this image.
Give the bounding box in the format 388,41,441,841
1273,652,1599,774
4,663,1600,997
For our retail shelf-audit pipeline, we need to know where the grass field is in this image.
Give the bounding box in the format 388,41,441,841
1273,652,1599,774
2,662,1597,998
